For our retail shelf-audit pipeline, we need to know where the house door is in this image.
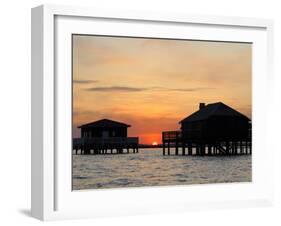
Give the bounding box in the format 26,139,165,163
102,131,109,138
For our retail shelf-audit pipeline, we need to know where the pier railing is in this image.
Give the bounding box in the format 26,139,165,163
73,137,138,145
162,131,182,142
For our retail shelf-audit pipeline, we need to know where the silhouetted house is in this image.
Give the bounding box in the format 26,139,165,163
162,102,251,156
180,102,251,142
73,119,138,155
78,119,130,138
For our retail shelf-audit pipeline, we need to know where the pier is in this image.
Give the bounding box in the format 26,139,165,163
73,137,139,155
162,131,251,156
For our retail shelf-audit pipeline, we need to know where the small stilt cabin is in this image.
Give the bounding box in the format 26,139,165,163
73,119,139,155
162,102,251,156
79,118,130,138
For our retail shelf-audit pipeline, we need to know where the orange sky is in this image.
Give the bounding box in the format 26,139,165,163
72,35,252,144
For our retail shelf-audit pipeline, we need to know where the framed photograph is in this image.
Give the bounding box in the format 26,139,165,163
31,4,274,221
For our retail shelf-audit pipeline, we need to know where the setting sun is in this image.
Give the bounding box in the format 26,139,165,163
152,142,158,146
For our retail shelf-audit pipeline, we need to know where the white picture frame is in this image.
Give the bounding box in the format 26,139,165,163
31,4,274,221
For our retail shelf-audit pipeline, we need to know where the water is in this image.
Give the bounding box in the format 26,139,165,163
72,148,252,190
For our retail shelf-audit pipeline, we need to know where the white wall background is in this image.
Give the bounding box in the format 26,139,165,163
0,0,280,225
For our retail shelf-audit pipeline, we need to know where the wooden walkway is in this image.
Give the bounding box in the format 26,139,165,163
162,131,251,156
73,137,139,155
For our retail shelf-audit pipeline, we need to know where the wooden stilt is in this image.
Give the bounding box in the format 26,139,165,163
175,141,179,155
226,141,229,155
201,144,205,156
188,143,192,155
168,141,170,155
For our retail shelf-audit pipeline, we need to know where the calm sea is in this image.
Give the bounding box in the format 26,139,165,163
72,148,251,190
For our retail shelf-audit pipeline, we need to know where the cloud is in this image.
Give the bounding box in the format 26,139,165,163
85,86,213,93
150,86,213,92
86,86,147,92
167,87,214,92
73,79,99,84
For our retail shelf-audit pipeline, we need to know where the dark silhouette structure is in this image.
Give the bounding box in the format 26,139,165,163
162,102,251,156
180,102,250,141
79,119,130,138
73,119,138,155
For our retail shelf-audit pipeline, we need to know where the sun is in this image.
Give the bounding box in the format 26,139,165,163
152,141,158,146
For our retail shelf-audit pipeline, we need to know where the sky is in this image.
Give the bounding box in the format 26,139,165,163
72,35,252,144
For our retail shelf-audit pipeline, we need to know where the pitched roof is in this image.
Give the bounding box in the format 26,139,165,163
179,102,250,123
78,119,131,128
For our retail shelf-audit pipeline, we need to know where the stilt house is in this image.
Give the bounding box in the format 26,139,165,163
180,102,251,142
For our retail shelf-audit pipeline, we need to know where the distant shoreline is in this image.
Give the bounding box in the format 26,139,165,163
139,144,162,149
